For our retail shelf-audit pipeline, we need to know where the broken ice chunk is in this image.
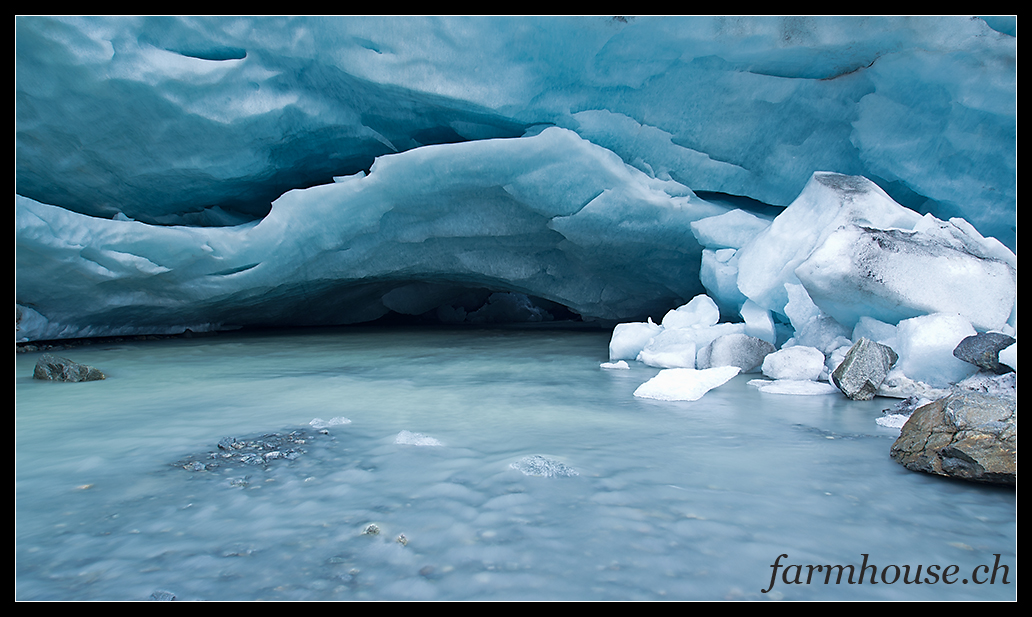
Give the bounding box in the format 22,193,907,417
894,313,978,388
632,366,740,401
661,294,720,330
309,416,352,429
395,430,443,446
760,346,826,382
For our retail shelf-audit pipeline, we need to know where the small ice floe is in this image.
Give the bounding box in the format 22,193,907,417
510,454,579,477
748,379,840,395
395,430,443,446
309,416,351,429
876,414,911,430
633,366,740,401
600,360,630,369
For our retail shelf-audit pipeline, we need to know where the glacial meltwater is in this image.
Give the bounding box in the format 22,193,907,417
15,326,1016,601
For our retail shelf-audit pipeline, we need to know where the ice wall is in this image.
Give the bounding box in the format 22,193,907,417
15,16,1017,341
16,128,728,340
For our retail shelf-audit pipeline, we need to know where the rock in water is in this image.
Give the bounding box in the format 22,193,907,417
510,455,579,478
953,332,1016,374
831,338,898,400
890,392,1016,485
696,333,775,373
32,353,106,382
174,429,323,472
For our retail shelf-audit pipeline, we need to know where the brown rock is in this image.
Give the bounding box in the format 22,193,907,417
890,391,1015,485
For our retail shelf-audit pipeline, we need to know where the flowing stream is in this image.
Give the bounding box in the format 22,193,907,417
15,326,1016,600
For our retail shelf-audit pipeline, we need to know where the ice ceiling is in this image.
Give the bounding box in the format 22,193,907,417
15,16,1017,341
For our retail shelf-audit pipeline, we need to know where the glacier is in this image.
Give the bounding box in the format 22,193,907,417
14,16,1016,343
16,127,729,339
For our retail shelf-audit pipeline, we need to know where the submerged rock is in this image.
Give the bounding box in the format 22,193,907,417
174,429,325,472
510,455,579,478
890,392,1016,485
32,353,106,382
831,337,898,400
953,332,1016,374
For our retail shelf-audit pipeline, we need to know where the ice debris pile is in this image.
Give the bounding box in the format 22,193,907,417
609,172,1015,407
15,16,1016,342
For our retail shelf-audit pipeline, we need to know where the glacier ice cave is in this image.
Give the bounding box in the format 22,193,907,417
13,15,1019,602
15,16,1016,343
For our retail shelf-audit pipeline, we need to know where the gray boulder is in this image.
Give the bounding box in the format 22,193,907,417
32,353,106,382
953,332,1016,374
696,333,775,373
890,391,1016,485
831,338,898,400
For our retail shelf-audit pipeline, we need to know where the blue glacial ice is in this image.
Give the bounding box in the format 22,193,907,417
16,16,1015,238
16,15,1016,368
16,126,729,340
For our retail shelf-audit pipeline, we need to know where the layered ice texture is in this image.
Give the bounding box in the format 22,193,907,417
16,127,727,340
15,16,1016,345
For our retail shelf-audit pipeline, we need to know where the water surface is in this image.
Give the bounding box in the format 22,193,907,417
15,326,1016,600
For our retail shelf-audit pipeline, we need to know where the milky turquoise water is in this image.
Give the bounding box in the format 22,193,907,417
15,326,1016,600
